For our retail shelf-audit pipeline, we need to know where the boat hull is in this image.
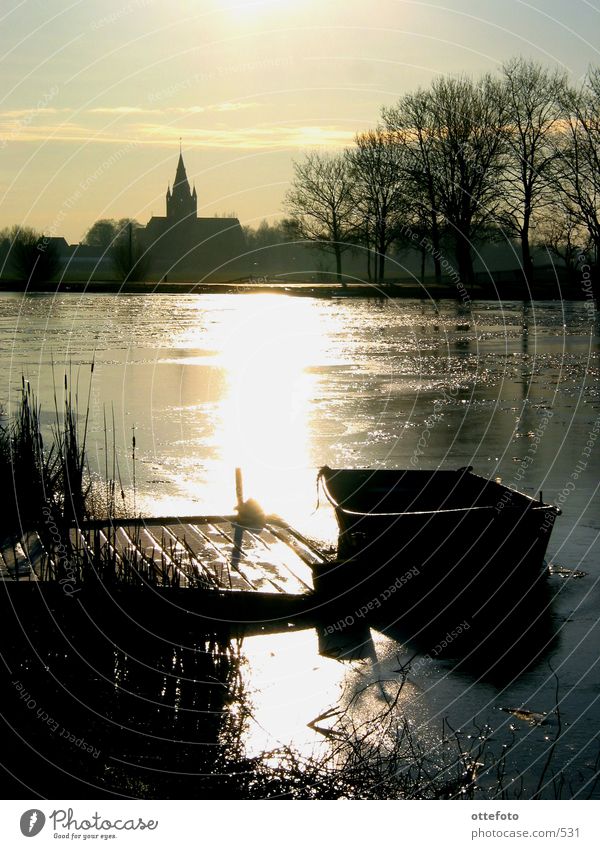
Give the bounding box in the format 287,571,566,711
317,467,560,622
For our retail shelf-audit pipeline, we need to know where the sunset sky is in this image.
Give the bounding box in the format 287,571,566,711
1,0,598,243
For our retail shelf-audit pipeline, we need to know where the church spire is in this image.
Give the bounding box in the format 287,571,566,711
174,150,189,189
166,143,197,221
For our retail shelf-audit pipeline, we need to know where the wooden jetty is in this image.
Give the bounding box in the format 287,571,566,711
0,514,331,627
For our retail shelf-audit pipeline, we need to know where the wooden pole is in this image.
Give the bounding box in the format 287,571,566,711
235,467,244,510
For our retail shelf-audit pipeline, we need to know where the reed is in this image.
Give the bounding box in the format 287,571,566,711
1,379,61,532
216,675,491,800
52,367,91,525
2,369,132,533
64,521,214,589
1,371,222,588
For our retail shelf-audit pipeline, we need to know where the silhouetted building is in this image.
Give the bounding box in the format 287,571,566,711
143,147,246,279
166,150,198,222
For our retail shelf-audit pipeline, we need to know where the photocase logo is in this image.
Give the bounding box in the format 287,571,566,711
19,810,46,837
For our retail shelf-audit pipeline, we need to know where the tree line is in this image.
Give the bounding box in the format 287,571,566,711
0,218,150,283
0,226,63,284
284,58,600,289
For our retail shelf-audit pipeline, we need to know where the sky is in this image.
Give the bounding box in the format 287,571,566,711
1,0,599,243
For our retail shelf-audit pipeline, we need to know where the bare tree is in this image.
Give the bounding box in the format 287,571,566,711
243,219,290,250
427,74,509,287
383,90,444,284
384,75,507,288
555,68,600,273
500,58,567,285
346,130,407,285
284,152,355,285
535,199,589,282
1,225,62,283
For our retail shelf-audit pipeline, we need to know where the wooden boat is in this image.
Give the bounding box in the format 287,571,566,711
317,465,561,619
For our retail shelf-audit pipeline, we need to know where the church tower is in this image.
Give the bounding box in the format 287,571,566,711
143,141,245,278
166,144,197,222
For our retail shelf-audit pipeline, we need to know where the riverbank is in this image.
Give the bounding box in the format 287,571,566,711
0,277,596,300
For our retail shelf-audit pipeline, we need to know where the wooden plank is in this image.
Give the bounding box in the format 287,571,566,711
73,525,109,577
181,523,233,588
199,523,257,590
21,531,54,581
73,526,128,583
75,514,240,531
226,524,313,594
267,523,329,565
17,513,321,596
97,528,125,581
243,526,314,591
0,545,12,581
69,525,89,564
227,525,312,594
71,526,101,577
114,526,162,585
136,527,189,588
207,523,285,593
179,537,220,589
251,558,307,594
177,521,314,595
160,525,216,589
179,526,224,570
0,537,37,581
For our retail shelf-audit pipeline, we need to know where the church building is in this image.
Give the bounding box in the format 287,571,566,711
143,147,246,279
166,149,198,221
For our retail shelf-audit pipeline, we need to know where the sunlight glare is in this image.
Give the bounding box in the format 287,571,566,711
216,295,324,517
141,294,341,540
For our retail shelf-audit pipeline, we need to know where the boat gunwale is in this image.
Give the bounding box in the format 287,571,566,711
319,466,562,518
331,502,560,519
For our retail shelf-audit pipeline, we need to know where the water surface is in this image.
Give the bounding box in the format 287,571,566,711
1,292,598,797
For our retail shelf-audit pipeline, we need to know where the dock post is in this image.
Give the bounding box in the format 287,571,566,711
235,467,244,510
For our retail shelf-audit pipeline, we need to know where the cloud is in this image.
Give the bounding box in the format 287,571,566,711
88,106,151,115
0,107,71,119
212,102,260,112
136,123,354,149
1,109,353,149
86,102,260,116
0,122,91,140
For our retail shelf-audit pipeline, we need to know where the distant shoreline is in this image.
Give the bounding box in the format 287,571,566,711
0,279,596,301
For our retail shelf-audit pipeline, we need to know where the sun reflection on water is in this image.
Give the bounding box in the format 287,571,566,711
163,295,335,532
240,628,428,759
